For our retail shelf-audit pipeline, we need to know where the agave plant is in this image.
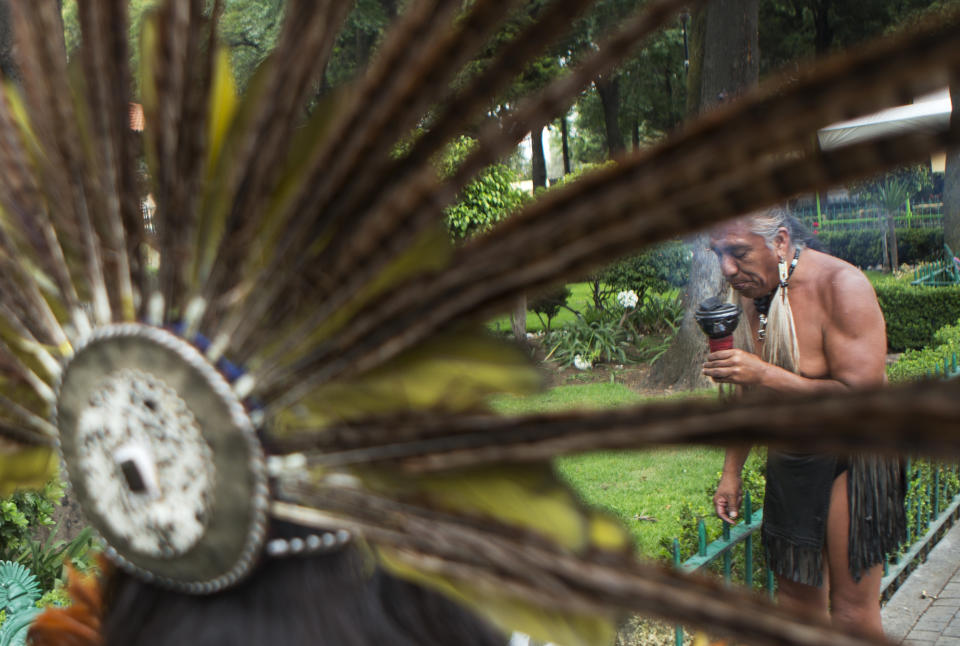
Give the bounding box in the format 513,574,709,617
0,2,956,646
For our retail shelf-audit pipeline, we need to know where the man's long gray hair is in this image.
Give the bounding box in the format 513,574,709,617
730,208,802,374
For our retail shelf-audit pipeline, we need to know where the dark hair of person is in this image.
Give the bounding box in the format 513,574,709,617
101,545,506,646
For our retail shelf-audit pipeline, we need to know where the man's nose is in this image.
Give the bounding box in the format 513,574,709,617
719,255,738,278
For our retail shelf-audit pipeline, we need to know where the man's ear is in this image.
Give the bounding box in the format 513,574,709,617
773,227,791,256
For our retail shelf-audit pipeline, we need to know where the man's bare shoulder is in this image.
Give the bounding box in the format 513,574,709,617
802,248,869,290
804,248,880,322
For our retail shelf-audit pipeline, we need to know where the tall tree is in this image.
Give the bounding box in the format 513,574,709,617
652,0,759,388
0,0,17,82
945,83,960,253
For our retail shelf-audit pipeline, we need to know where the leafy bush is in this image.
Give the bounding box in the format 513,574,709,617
871,276,960,351
660,451,768,589
597,241,691,301
903,460,960,554
545,308,627,367
0,480,96,594
819,227,942,268
887,319,960,382
631,289,683,337
441,137,529,240
529,285,572,332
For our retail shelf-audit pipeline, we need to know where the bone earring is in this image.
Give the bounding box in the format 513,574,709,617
778,255,789,287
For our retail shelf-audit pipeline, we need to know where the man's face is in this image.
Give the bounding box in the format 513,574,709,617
708,221,780,298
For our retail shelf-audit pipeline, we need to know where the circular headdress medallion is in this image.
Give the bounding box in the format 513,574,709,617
56,324,268,593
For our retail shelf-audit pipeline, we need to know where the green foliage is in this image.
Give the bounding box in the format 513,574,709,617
529,285,572,332
660,451,768,589
903,461,960,555
441,137,528,240
871,276,960,352
0,480,96,595
630,290,683,337
21,527,96,593
37,587,72,610
819,228,943,268
62,0,282,91
325,0,396,89
887,319,960,381
599,241,691,301
219,0,284,88
545,307,628,367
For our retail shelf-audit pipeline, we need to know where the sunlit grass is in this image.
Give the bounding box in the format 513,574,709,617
489,383,722,559
488,282,596,334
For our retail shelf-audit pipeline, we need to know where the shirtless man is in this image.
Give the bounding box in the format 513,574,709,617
703,210,899,638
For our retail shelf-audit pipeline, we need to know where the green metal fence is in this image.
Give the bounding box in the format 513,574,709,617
671,461,960,646
793,201,943,232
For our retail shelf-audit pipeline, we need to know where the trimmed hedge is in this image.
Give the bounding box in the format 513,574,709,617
888,319,960,382
819,227,943,268
871,275,960,352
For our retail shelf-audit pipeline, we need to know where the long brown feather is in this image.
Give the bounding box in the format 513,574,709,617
240,0,694,373
268,378,960,471
261,8,960,404
274,487,886,646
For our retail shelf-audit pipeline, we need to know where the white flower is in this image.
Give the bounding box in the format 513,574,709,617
616,289,639,309
573,354,592,370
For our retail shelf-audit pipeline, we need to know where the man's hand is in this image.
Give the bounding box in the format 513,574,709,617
714,473,743,524
703,349,769,386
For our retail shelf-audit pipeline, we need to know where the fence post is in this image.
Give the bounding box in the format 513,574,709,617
906,458,913,543
674,539,683,646
698,519,707,557
722,521,732,584
934,466,941,519
744,491,754,588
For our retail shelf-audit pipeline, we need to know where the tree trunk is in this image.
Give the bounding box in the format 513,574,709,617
560,115,571,176
945,83,960,254
652,0,758,389
510,295,527,342
0,0,19,83
595,74,625,158
531,125,547,191
810,0,834,56
886,210,899,270
516,127,549,342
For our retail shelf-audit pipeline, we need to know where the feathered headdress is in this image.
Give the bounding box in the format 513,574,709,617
0,1,957,645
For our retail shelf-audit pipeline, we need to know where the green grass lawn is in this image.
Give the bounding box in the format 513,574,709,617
488,282,596,334
489,383,724,560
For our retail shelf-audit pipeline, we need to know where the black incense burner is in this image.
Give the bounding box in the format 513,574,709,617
694,297,741,352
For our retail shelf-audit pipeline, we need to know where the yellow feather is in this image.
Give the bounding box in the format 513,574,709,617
0,445,57,498
206,48,238,173
379,548,617,646
589,512,632,552
361,464,590,552
259,226,455,370
273,329,541,431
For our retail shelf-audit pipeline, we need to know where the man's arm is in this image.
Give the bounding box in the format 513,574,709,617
714,446,750,523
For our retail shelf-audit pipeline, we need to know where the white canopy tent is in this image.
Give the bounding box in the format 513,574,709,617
817,88,952,171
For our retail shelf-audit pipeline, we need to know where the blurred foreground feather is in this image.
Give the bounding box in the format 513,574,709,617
0,0,955,644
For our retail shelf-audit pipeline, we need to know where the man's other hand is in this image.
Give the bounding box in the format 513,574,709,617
713,473,743,524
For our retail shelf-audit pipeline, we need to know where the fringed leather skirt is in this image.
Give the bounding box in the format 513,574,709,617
761,451,906,587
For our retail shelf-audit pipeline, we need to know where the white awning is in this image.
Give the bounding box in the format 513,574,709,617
817,88,952,171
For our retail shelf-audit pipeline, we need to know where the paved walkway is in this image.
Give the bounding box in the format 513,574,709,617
884,522,960,645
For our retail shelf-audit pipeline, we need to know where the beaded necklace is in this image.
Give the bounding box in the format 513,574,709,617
752,247,800,342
